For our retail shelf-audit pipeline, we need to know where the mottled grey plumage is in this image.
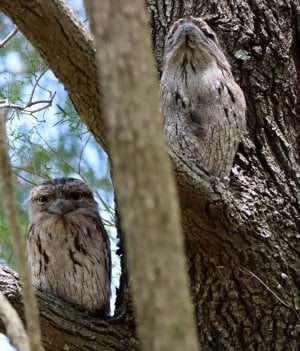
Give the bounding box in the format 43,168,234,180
160,17,246,177
27,178,111,315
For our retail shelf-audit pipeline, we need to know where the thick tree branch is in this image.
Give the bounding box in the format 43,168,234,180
0,0,108,150
0,265,138,351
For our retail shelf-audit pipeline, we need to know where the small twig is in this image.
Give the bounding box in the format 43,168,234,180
11,164,51,181
0,291,30,351
11,169,37,186
246,270,290,307
28,67,49,105
0,68,56,113
245,268,299,319
0,94,56,113
0,27,18,48
0,109,44,351
93,189,115,224
78,133,91,175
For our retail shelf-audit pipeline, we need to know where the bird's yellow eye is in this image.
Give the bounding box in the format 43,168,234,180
38,195,49,204
71,191,83,201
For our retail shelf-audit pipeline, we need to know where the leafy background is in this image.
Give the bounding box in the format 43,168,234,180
0,1,119,348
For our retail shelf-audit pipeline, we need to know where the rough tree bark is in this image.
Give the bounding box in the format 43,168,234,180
0,0,299,350
84,1,199,351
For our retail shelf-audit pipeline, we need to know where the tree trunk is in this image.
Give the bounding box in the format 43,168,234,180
0,0,299,350
84,1,199,350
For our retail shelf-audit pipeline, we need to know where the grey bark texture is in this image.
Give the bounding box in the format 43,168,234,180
84,1,199,350
0,0,299,350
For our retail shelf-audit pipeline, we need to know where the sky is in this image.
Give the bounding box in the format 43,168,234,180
0,334,14,351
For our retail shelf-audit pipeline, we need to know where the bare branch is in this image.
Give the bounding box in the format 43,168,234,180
0,109,44,351
28,68,49,102
0,27,18,48
0,97,55,113
0,69,56,113
0,291,30,351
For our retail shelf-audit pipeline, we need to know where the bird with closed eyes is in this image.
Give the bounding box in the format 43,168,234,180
27,177,111,315
160,17,246,177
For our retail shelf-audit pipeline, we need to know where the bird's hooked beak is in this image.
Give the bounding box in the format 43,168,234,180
48,199,76,215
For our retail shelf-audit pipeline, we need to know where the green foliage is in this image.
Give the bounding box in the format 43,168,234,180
0,186,28,268
0,12,115,268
